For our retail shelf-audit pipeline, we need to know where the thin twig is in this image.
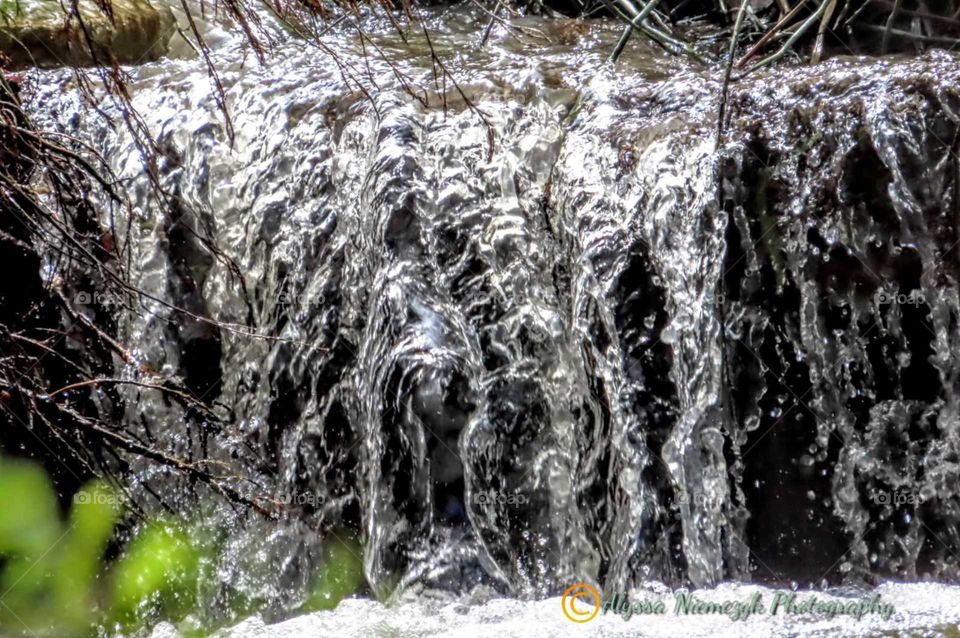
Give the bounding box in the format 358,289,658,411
735,0,807,68
610,24,635,62
811,0,838,63
738,0,833,77
481,0,503,46
718,0,750,148
882,0,903,53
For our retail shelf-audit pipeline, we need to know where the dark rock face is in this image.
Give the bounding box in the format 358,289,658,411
0,73,121,502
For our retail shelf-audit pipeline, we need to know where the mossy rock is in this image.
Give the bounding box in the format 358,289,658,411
0,0,175,68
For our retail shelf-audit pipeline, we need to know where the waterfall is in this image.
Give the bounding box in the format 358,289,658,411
32,4,960,614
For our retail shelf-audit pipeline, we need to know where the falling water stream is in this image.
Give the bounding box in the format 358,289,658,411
28,2,960,634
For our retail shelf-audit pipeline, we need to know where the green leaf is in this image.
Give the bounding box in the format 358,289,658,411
110,521,200,627
52,481,124,630
300,535,365,613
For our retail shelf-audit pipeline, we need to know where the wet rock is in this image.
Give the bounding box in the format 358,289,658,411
0,0,175,69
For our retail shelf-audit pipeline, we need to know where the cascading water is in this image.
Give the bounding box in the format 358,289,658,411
30,1,960,629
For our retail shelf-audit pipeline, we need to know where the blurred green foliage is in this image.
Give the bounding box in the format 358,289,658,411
0,456,366,637
299,537,364,613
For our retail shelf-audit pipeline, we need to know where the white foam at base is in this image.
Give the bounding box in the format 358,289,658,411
147,582,960,637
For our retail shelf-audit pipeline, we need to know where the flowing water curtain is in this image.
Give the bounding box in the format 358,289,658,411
720,54,960,582
549,72,747,589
